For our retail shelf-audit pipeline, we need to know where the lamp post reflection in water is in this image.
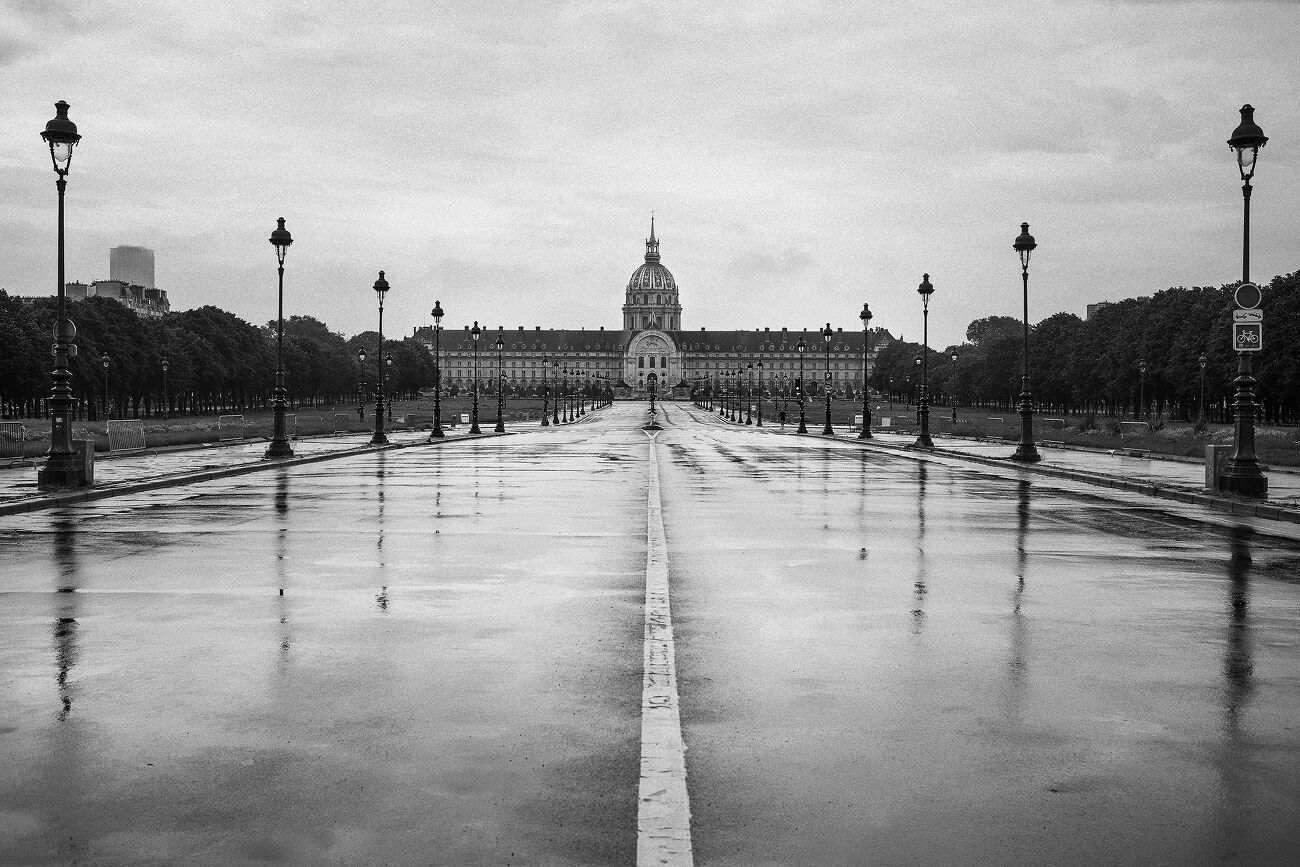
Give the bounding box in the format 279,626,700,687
275,471,292,670
1008,479,1030,695
374,452,388,610
1223,525,1255,733
1214,523,1255,854
53,516,81,721
911,462,927,634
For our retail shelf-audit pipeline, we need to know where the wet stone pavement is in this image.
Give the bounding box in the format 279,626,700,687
2,403,1298,865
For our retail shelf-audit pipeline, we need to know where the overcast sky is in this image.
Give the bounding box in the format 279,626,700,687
2,0,1296,349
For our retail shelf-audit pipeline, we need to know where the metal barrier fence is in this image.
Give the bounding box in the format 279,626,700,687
333,413,352,434
106,418,148,453
218,415,245,443
1,421,35,467
284,413,297,439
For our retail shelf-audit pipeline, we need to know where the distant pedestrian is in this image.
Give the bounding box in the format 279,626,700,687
358,405,365,421
779,410,786,426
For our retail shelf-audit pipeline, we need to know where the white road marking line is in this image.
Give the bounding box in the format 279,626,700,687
637,431,694,867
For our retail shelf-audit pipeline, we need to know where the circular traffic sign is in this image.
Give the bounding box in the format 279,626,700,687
1234,281,1262,309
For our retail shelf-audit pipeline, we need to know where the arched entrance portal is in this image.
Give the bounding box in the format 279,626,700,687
626,330,679,399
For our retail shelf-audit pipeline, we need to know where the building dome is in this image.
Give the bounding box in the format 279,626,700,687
623,216,682,331
627,260,677,293
626,219,676,293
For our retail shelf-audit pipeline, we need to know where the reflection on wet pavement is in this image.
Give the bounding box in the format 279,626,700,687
1,402,1297,865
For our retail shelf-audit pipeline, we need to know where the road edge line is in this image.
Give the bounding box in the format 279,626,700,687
637,431,694,867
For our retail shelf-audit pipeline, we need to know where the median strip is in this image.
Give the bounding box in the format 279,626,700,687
637,431,694,867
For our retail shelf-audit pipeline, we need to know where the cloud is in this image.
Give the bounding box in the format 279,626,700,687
0,1,1296,351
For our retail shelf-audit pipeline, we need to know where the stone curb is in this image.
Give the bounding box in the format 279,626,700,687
704,406,1300,526
880,440,1300,526
0,431,512,518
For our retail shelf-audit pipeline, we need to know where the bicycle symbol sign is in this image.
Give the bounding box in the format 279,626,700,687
1233,321,1263,352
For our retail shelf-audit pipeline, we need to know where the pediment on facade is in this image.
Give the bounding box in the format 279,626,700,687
630,330,675,354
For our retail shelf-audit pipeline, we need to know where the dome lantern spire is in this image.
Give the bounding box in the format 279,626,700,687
645,213,660,263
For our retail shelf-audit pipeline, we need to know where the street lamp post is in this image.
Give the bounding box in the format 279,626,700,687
541,354,550,426
560,366,567,422
745,362,753,424
914,275,935,448
37,100,85,489
858,303,873,440
356,351,366,423
552,360,560,425
797,338,808,433
1011,223,1041,462
1138,359,1148,422
949,352,959,425
370,272,389,445
101,354,110,420
1198,353,1207,425
756,360,764,427
430,300,445,439
266,217,295,458
495,331,505,433
1220,104,1268,497
821,323,834,435
469,321,482,434
161,359,169,419
386,355,394,422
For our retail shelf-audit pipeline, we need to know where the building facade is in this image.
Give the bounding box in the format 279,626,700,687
64,280,170,317
109,245,156,289
413,223,890,400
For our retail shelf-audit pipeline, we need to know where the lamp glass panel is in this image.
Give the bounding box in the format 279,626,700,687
50,142,73,168
1237,146,1258,177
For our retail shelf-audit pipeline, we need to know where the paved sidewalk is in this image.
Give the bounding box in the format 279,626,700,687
694,405,1300,523
884,432,1300,505
0,419,557,513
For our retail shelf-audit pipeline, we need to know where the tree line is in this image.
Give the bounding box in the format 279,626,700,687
0,292,437,420
4,267,1297,423
869,270,1300,425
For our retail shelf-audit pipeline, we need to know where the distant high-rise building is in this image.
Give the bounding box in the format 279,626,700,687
109,245,155,289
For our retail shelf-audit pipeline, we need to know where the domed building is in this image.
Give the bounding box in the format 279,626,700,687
413,218,891,405
623,218,681,332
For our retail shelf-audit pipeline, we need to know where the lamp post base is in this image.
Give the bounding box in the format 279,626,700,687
913,403,932,448
429,422,444,439
264,439,295,459
1219,469,1268,497
1010,444,1041,463
1219,353,1267,497
38,462,88,490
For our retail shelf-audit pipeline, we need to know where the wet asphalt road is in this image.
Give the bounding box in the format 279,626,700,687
3,403,1299,865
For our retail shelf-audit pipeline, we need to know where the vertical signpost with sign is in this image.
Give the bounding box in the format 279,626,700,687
1220,279,1267,495
1219,104,1269,497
